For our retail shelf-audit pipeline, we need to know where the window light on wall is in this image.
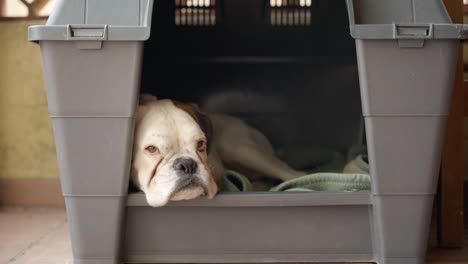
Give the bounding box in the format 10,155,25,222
175,0,216,26
1,0,55,19
270,0,312,26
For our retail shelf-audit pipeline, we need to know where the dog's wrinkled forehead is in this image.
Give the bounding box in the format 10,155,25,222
135,97,211,148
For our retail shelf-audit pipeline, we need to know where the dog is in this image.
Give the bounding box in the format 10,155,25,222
131,95,305,207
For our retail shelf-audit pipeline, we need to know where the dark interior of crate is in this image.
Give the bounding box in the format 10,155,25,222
139,0,364,183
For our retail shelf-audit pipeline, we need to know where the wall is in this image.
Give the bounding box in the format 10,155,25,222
464,15,468,181
465,15,468,80
0,20,59,180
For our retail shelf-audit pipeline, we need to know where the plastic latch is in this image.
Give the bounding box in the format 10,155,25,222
393,24,433,39
456,24,468,40
67,24,108,41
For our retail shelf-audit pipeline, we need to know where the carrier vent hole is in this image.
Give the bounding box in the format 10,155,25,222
270,0,312,26
175,0,216,26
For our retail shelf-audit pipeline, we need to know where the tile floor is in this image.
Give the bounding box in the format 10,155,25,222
1,207,467,264
1,208,72,264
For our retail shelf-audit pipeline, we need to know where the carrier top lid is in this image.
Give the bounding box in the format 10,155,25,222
28,0,468,42
347,0,468,40
29,0,154,42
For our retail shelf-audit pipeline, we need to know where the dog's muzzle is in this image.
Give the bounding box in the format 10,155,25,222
171,157,206,195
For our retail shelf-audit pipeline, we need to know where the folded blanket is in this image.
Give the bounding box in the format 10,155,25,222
223,170,253,192
223,145,370,192
270,173,370,192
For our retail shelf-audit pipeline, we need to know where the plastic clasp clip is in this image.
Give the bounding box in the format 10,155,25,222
67,25,108,50
394,24,433,39
394,24,433,48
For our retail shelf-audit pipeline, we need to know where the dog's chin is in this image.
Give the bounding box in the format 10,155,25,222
170,186,206,201
145,194,171,207
144,177,218,207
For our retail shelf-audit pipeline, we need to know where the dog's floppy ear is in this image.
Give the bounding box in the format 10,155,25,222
139,94,158,105
173,100,213,152
192,104,213,151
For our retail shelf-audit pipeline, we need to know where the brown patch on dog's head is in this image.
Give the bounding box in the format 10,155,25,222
172,100,213,152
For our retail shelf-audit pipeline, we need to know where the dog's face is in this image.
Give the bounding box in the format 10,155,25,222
131,96,218,207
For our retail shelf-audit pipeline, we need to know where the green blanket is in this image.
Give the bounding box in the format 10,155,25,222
223,145,370,192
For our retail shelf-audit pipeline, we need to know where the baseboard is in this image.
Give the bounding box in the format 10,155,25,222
0,178,64,207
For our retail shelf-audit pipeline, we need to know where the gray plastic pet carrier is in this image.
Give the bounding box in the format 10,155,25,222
29,0,466,263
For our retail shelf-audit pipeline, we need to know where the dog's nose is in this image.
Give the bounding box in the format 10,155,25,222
173,157,198,175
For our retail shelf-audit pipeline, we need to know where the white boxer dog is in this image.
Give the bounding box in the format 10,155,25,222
131,95,304,207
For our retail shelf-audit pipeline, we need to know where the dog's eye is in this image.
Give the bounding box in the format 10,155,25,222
145,145,160,155
196,140,206,152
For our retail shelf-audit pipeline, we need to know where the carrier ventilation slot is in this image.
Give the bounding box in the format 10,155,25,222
270,0,312,26
175,0,216,26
